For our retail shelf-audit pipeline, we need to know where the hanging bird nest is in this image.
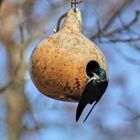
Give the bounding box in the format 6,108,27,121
29,8,108,102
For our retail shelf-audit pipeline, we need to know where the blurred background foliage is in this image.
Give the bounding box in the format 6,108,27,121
0,0,140,140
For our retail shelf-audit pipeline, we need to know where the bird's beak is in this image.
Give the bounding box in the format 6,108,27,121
90,71,100,80
93,73,100,80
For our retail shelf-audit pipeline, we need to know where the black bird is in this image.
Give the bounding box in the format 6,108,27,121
76,67,108,122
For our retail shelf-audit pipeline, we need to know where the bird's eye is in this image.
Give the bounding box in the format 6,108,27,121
94,69,98,72
94,68,100,73
86,60,99,78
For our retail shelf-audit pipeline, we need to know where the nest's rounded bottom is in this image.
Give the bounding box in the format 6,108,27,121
46,94,81,102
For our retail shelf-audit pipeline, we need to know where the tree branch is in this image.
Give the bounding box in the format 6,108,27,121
90,0,133,40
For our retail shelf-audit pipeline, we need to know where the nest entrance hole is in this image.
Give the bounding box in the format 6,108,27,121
86,60,99,78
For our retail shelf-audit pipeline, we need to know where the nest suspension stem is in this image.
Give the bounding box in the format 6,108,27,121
54,0,84,33
71,0,84,12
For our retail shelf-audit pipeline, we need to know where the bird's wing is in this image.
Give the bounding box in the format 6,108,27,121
76,78,98,122
76,100,88,122
76,79,108,122
83,100,98,123
83,80,108,122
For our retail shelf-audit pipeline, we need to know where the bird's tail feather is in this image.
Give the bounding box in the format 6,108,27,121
76,102,87,122
83,101,98,123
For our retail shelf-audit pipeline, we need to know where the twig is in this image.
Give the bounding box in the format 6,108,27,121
134,46,140,52
103,36,140,43
22,93,44,132
120,102,140,121
104,10,140,37
71,0,84,5
18,8,25,60
96,18,102,42
90,0,133,40
94,10,140,43
113,47,140,65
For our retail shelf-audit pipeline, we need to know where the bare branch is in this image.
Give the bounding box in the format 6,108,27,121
90,0,133,40
103,36,140,43
93,10,140,43
120,102,140,121
102,10,140,37
134,46,140,52
0,8,25,94
113,47,140,65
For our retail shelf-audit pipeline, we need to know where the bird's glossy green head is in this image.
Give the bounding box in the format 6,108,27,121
94,68,107,80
